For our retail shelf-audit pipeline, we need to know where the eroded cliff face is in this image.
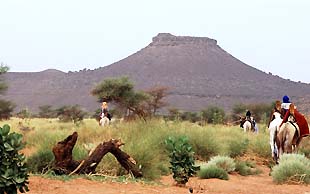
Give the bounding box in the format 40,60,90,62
3,33,310,113
150,33,217,46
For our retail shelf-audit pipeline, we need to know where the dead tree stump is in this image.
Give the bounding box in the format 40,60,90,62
52,132,142,177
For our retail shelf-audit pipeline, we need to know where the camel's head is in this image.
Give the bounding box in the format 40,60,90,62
289,103,295,115
275,100,281,111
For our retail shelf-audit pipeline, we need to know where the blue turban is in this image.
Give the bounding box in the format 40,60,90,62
282,95,290,103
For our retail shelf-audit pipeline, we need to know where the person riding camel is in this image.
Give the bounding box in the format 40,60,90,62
101,101,111,121
240,110,256,130
280,103,309,138
245,110,251,120
281,95,291,117
267,100,282,128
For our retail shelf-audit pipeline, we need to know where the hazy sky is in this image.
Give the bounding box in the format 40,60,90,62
0,0,309,83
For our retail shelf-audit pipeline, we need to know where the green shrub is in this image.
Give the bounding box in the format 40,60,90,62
56,105,87,123
231,103,247,121
235,160,261,176
38,105,56,118
198,164,229,180
208,155,235,173
127,143,169,180
189,131,220,160
227,138,249,158
271,154,310,184
279,153,310,167
180,111,201,123
27,150,54,174
201,106,225,124
0,100,15,120
0,124,29,193
165,136,199,185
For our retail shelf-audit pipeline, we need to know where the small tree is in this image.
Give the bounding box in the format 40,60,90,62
145,86,168,115
56,105,87,123
0,124,29,193
230,103,247,125
38,105,56,118
0,100,15,120
201,106,225,124
165,136,199,185
0,65,15,120
167,108,180,121
248,103,273,123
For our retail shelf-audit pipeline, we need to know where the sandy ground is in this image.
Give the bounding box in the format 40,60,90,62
25,165,310,194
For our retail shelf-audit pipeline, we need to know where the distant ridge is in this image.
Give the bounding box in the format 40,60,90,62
3,33,310,114
40,69,65,74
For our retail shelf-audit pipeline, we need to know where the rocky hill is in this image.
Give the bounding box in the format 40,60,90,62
2,33,310,114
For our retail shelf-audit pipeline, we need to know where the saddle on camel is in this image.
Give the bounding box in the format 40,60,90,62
280,103,310,138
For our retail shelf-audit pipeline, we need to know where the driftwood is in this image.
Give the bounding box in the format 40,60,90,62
52,132,142,177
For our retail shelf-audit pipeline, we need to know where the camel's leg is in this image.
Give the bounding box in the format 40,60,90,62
269,128,275,157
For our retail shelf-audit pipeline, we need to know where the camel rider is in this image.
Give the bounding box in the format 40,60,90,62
246,110,251,120
247,110,256,128
101,101,111,121
281,95,291,117
268,100,282,128
240,110,256,129
280,103,309,138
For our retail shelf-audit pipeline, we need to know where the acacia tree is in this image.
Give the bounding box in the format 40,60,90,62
0,64,15,120
145,86,169,115
91,77,150,120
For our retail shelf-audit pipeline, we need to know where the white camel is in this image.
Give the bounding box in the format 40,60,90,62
243,117,257,133
268,112,282,161
99,113,110,127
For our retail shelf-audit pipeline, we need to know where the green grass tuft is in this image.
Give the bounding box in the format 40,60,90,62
198,164,229,180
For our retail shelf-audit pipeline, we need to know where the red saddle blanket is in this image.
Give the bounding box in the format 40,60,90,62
282,109,309,137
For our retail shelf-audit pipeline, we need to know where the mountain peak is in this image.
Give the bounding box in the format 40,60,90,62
151,33,217,46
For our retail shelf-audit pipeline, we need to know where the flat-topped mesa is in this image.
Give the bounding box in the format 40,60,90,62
150,33,217,46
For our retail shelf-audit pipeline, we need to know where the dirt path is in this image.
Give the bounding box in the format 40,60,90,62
26,166,310,194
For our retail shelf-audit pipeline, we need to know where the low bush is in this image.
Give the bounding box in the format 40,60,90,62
208,155,236,173
271,154,310,184
198,164,229,180
235,160,261,176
